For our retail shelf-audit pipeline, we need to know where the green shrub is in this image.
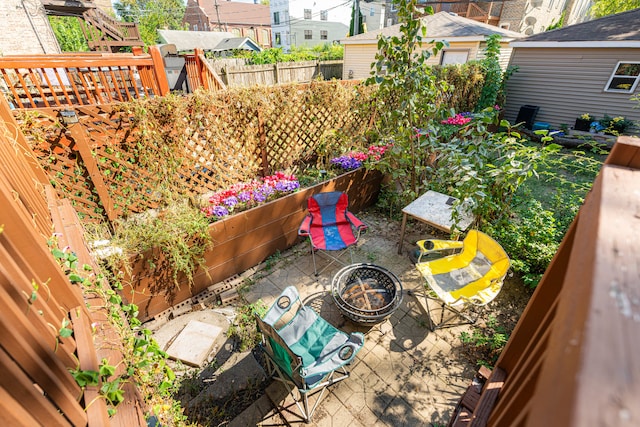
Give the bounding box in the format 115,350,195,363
488,197,561,287
460,315,509,368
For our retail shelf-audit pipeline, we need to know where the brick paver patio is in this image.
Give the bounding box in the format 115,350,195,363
237,211,478,426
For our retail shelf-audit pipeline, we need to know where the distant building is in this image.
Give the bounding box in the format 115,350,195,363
384,0,594,35
184,0,272,49
342,12,523,80
270,0,352,51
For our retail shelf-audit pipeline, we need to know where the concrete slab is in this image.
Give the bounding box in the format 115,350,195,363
151,308,232,350
165,320,224,367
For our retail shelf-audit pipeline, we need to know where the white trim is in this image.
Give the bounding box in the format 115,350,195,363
511,41,640,48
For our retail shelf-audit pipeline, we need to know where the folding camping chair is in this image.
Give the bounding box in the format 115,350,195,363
298,191,367,276
255,286,365,423
414,230,510,330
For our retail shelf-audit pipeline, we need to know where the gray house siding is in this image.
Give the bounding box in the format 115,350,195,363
504,47,640,130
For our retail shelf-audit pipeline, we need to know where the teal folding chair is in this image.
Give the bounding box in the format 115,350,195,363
256,286,365,423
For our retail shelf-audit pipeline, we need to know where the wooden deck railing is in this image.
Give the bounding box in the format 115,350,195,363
184,49,226,92
460,136,640,426
0,48,169,109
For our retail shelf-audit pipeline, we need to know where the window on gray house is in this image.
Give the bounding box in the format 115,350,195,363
273,11,280,25
304,9,312,19
321,10,328,20
304,30,312,40
605,62,640,93
275,32,281,45
320,30,328,40
370,7,375,16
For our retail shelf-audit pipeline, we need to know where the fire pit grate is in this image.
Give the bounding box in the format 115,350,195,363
332,263,403,325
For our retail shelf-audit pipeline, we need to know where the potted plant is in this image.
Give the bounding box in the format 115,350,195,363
599,114,635,136
574,113,594,132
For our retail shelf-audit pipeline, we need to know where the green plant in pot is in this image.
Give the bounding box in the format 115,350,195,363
574,113,594,132
599,114,635,135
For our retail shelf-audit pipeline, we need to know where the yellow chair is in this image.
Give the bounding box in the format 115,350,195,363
415,230,510,330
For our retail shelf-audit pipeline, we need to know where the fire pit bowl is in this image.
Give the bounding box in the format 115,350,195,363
331,263,403,325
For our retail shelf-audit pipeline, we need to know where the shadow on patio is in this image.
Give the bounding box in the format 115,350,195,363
234,209,523,426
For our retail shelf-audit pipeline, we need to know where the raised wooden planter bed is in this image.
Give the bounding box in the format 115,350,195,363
121,168,382,321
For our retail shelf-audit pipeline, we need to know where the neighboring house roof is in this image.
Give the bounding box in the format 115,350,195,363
211,37,262,52
341,11,523,44
520,7,640,42
512,7,640,47
158,29,234,51
196,0,270,26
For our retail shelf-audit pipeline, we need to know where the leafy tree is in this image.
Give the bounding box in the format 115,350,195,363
113,0,187,47
49,16,89,52
366,0,448,198
590,0,640,18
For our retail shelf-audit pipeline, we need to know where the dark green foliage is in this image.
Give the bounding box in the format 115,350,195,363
476,34,505,111
49,16,89,52
460,315,510,368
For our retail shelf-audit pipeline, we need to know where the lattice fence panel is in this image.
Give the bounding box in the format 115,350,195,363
16,82,377,224
15,111,105,221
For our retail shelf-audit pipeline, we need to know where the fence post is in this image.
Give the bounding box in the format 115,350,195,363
274,63,279,84
194,48,208,90
147,45,170,96
65,117,119,223
257,109,269,177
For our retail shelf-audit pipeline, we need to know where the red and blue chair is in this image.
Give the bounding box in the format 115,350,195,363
298,191,367,276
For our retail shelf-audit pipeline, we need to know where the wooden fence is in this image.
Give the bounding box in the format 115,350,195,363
461,135,640,426
0,95,146,426
215,60,344,87
14,80,374,223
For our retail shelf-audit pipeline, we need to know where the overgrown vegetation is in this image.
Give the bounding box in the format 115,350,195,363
49,240,185,425
233,44,344,64
366,1,555,232
104,197,213,296
227,300,269,351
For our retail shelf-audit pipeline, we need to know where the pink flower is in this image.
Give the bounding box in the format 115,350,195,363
441,113,472,126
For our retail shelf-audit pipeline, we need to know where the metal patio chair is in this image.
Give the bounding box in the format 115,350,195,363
298,191,367,276
255,286,365,423
415,230,510,330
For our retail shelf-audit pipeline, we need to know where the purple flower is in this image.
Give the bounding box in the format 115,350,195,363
223,196,238,207
237,191,251,203
331,156,362,170
212,206,229,217
275,180,300,192
254,192,267,203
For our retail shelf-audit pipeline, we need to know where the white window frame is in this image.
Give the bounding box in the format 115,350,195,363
320,10,328,21
320,30,328,40
273,11,280,25
604,61,640,93
304,9,312,19
440,50,470,66
304,29,312,40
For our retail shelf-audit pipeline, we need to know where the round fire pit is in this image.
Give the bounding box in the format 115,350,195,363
332,263,403,325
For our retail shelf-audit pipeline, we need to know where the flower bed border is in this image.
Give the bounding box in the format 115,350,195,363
122,167,382,321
